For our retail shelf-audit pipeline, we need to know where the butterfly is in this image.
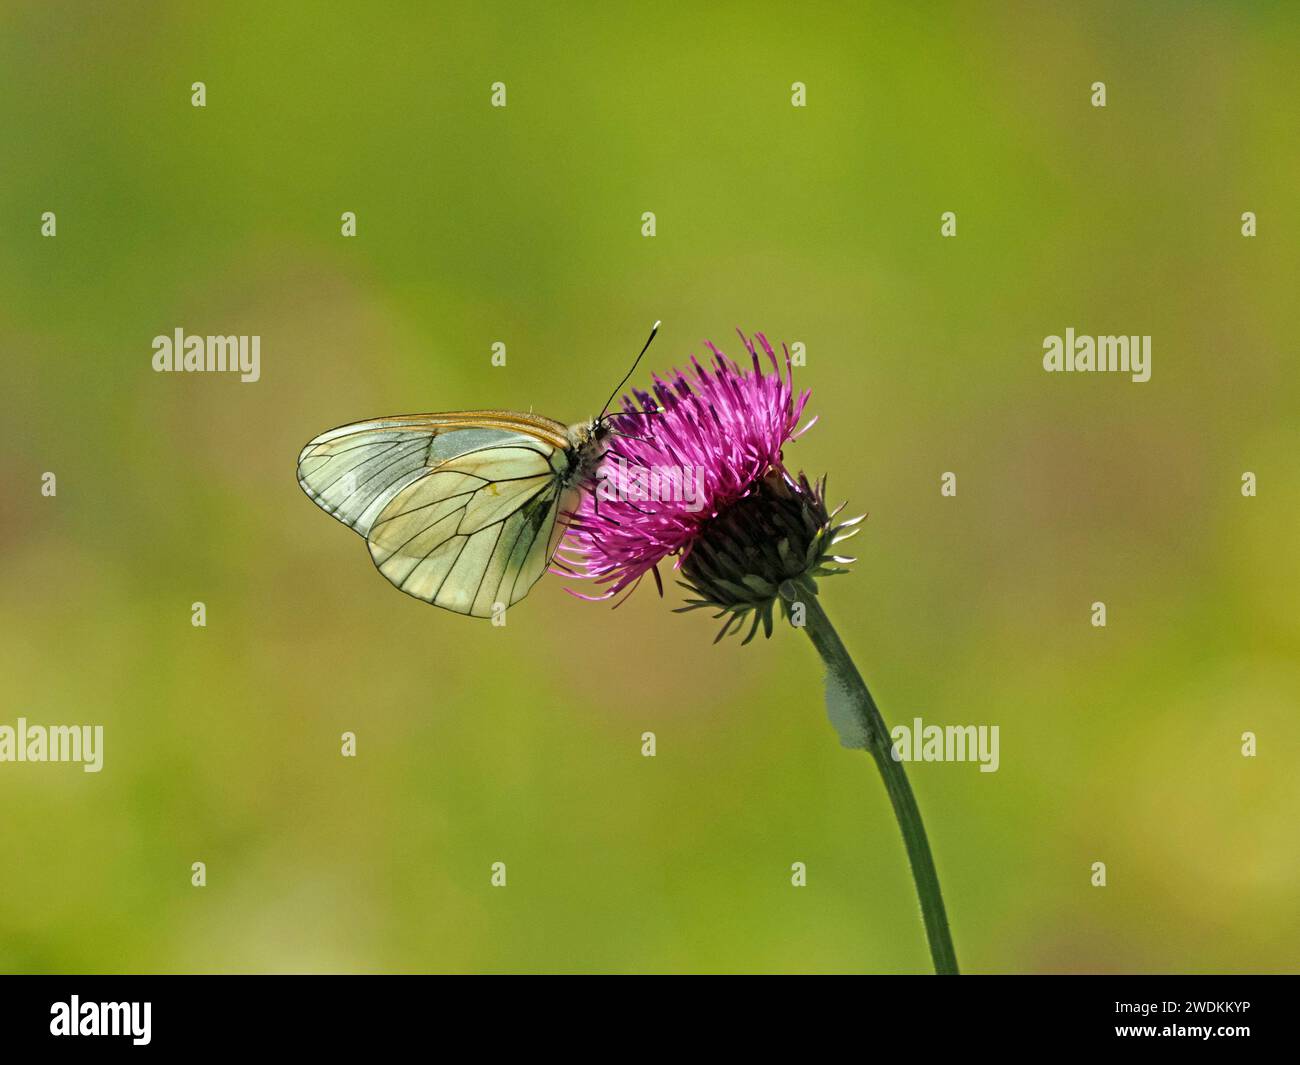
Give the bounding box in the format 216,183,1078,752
296,323,659,617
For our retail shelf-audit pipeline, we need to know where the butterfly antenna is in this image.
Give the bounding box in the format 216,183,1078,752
598,321,660,421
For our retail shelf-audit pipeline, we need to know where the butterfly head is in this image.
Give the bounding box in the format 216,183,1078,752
564,418,613,487
564,321,662,489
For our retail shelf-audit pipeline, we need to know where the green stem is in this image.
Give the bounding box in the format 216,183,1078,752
801,592,959,975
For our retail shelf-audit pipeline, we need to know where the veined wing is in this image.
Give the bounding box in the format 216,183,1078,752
296,411,571,537
298,412,579,616
366,447,578,616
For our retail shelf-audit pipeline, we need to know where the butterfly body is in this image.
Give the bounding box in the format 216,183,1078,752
298,410,610,616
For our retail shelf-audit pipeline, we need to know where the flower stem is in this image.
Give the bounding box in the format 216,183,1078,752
800,592,960,975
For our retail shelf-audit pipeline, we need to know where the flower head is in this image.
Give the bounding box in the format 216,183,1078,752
556,331,861,639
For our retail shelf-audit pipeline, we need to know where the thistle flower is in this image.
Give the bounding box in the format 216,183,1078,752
561,331,959,975
678,469,862,643
557,332,861,642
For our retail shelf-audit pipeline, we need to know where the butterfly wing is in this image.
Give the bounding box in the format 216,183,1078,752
366,444,574,615
298,412,577,616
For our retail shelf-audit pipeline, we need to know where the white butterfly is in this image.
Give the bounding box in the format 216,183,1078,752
297,325,658,617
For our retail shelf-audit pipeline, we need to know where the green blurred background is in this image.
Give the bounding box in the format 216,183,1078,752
2,1,1297,973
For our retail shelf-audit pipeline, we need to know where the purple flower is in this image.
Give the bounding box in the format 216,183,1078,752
557,332,861,638
558,331,957,971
